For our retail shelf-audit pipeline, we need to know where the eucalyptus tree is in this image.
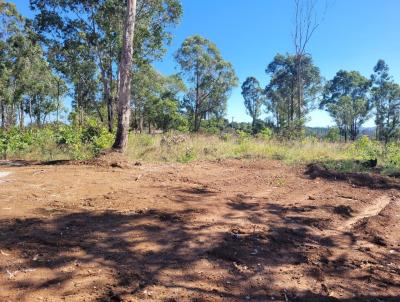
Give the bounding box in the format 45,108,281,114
175,35,238,132
265,53,321,135
0,2,63,129
371,60,400,143
241,77,264,132
113,0,136,151
131,63,185,133
30,0,182,132
321,70,371,141
293,0,324,121
0,0,24,128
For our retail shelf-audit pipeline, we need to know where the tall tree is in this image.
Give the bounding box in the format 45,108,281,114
265,53,321,136
241,77,264,132
113,0,136,151
321,70,371,141
131,63,185,133
293,0,324,123
175,35,238,132
0,2,63,128
0,0,24,128
371,60,400,143
30,0,182,131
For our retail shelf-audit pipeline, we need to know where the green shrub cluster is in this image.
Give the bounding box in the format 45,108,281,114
0,119,114,160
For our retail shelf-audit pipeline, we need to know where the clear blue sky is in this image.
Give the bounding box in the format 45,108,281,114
12,0,400,127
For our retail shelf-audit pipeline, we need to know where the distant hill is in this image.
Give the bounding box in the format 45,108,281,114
306,127,376,138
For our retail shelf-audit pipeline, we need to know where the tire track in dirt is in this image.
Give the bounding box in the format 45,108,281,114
339,195,392,231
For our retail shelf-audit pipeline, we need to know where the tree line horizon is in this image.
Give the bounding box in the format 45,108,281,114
1,0,399,146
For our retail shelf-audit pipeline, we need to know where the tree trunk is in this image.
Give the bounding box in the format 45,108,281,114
0,100,5,129
113,0,137,151
107,94,113,132
19,101,24,128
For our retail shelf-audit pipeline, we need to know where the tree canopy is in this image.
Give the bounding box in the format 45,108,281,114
321,70,371,141
175,35,238,132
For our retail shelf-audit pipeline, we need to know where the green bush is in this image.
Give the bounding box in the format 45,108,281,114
349,135,382,160
0,127,32,159
257,128,273,141
0,121,114,161
178,146,196,163
385,142,400,167
325,127,341,142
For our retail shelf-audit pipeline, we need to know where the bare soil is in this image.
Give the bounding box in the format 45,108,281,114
0,158,399,302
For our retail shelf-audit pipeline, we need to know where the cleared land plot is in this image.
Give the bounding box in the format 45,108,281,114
0,159,399,302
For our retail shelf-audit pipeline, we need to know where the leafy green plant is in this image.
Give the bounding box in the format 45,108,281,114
325,127,341,142
178,146,196,163
257,128,273,140
349,135,382,160
385,142,400,167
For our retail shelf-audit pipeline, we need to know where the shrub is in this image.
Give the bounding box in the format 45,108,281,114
0,122,114,161
349,135,382,160
257,128,273,141
385,142,400,167
325,127,341,142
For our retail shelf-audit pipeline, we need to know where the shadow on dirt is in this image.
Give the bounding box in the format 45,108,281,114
305,163,400,190
0,188,399,301
0,159,74,167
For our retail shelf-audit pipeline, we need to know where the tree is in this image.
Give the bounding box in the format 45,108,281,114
321,70,371,141
0,2,64,129
371,60,400,144
241,77,264,132
175,35,238,132
113,0,136,151
265,53,321,136
0,0,24,128
293,0,324,125
131,63,186,133
30,0,182,131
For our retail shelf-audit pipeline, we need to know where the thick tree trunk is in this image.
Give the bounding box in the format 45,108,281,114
113,0,137,151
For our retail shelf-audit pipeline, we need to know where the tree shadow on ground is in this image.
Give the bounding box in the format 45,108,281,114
0,187,399,301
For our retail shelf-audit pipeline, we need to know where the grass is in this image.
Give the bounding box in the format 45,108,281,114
125,133,400,176
4,129,400,177
126,133,348,164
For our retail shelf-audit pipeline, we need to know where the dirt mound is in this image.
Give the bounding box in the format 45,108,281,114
306,163,400,189
82,150,140,169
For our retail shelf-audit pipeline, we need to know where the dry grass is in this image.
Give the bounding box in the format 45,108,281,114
126,133,352,164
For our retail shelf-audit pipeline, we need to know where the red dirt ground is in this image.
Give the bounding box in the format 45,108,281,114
0,158,399,302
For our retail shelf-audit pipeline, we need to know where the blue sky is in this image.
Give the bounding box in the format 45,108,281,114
12,0,400,127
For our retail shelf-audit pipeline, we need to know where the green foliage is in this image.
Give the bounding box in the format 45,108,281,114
265,53,322,135
0,127,32,159
175,35,238,131
321,70,371,141
371,60,400,143
236,130,251,141
257,128,273,140
200,118,228,134
325,127,341,142
349,135,382,160
241,77,264,132
0,122,113,160
30,0,183,128
178,146,196,163
385,142,400,168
